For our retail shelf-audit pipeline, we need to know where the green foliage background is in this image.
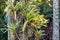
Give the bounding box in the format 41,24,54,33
0,0,7,40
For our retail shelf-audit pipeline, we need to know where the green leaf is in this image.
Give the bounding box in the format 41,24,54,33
35,30,44,37
11,24,15,31
21,1,26,10
4,6,9,12
15,2,21,11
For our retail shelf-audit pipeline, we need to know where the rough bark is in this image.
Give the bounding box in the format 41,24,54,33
53,0,59,40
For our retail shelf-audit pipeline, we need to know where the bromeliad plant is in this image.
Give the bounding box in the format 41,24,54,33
21,0,49,40
4,0,49,40
22,9,48,40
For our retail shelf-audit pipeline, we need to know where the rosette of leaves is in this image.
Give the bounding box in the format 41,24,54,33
4,0,49,39
21,0,49,38
4,0,26,19
22,9,48,38
4,0,26,31
22,9,48,39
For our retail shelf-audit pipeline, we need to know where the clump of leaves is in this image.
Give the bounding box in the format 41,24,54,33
4,0,26,21
35,30,44,37
5,0,49,39
21,0,49,37
10,24,16,31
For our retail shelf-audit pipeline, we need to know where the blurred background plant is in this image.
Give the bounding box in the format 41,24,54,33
0,0,7,40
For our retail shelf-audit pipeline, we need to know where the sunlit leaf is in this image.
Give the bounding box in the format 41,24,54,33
35,30,44,37
11,24,16,31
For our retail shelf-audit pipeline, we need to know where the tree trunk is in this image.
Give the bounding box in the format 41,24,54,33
53,0,59,40
8,11,11,40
